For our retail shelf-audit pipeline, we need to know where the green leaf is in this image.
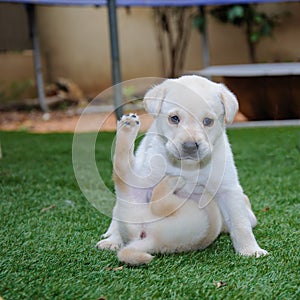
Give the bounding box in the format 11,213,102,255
250,32,260,43
227,5,244,21
254,14,264,24
193,15,206,32
262,22,273,36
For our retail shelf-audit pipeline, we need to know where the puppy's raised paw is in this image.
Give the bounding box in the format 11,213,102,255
118,113,140,131
117,113,140,144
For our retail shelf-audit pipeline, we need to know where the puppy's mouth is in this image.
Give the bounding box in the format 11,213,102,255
176,153,201,161
168,148,203,161
166,141,210,162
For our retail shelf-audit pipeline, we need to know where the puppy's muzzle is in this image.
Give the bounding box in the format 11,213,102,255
182,141,199,155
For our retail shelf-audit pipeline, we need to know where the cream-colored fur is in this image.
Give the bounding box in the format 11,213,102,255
97,75,268,262
111,114,223,265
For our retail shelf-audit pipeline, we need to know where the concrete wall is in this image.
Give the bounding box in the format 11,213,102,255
36,5,209,94
0,51,37,102
1,3,299,97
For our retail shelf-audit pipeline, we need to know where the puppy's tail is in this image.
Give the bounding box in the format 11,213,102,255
118,248,154,266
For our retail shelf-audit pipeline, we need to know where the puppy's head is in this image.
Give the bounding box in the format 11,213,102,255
144,75,238,162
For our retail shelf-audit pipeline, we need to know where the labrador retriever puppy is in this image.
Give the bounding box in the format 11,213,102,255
111,113,223,265
97,75,268,261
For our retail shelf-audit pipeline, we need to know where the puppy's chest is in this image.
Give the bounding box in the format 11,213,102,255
168,166,209,199
177,180,206,200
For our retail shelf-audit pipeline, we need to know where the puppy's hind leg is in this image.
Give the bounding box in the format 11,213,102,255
96,206,122,250
150,176,186,217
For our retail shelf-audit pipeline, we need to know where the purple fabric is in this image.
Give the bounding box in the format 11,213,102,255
0,0,298,7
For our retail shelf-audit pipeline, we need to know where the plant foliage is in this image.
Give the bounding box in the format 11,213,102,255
194,4,289,63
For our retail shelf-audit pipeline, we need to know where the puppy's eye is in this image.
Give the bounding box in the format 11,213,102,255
203,118,214,127
169,115,180,125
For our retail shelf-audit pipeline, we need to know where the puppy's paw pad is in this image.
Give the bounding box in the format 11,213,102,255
119,113,140,129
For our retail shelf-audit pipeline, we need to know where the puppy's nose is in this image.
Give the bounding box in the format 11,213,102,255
182,141,199,153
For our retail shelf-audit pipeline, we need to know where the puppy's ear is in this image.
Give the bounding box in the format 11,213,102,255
219,84,239,125
144,84,166,118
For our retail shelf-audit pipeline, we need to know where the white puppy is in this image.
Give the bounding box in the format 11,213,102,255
109,113,223,265
97,75,268,264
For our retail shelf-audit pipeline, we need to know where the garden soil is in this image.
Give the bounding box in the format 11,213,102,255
0,110,247,133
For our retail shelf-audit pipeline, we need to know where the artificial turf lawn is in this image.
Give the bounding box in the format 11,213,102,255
0,127,299,300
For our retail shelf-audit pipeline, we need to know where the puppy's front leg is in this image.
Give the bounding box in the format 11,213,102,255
96,113,140,251
217,187,268,257
113,113,140,190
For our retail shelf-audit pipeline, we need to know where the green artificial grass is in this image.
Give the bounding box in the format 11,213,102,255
0,127,299,300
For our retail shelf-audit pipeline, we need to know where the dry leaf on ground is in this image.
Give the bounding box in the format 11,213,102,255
40,204,56,212
262,206,270,212
106,266,124,271
215,281,227,288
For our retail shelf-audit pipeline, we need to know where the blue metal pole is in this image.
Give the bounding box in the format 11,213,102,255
26,4,49,112
199,6,210,69
107,0,123,120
